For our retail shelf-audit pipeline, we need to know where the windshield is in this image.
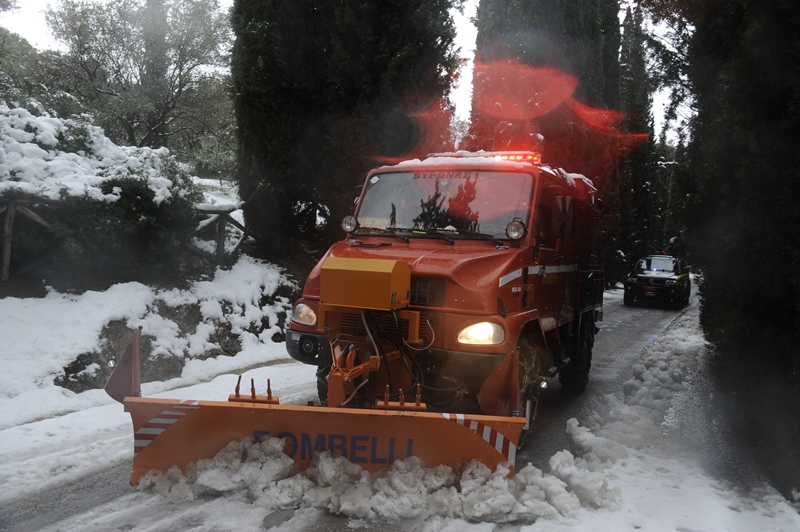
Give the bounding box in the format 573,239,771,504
637,257,676,273
355,170,534,239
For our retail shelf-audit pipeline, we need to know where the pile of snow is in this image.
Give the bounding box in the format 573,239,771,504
0,104,185,203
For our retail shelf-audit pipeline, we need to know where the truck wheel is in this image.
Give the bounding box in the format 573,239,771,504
316,365,330,404
623,292,633,306
517,334,547,395
559,319,593,394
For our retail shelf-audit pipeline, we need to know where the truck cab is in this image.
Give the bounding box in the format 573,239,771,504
286,152,604,427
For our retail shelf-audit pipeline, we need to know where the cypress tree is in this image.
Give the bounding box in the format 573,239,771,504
231,0,461,255
681,0,800,496
614,7,659,272
470,0,636,282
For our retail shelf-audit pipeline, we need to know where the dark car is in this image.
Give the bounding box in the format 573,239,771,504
623,255,691,308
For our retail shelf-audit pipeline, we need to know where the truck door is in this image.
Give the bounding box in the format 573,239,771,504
532,184,563,331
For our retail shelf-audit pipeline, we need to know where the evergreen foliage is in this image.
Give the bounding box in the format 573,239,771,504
602,8,661,282
471,0,619,108
685,0,800,380
9,171,202,289
469,0,670,286
636,0,800,496
230,0,462,255
43,0,234,178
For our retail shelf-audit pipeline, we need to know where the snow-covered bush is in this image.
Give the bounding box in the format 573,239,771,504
0,104,203,287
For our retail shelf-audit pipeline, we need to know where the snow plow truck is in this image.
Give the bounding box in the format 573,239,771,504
106,151,604,483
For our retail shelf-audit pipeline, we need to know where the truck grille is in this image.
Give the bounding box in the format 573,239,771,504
637,277,667,287
339,312,431,343
410,277,445,307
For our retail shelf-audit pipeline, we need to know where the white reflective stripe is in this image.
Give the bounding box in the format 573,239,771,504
507,442,516,463
149,417,180,425
470,420,479,431
134,439,153,447
495,434,505,453
527,264,578,274
499,269,522,287
160,410,187,417
136,427,166,435
482,425,492,441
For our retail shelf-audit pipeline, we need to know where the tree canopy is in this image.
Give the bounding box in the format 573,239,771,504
44,0,234,177
231,0,463,254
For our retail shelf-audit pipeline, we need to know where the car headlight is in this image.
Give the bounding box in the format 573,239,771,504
626,276,637,283
291,303,317,326
457,322,505,345
665,279,676,286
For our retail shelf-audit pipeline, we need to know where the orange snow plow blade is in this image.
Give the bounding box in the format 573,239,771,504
124,396,525,484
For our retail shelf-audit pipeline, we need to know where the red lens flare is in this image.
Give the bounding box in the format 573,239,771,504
472,62,579,120
371,60,647,196
468,60,649,195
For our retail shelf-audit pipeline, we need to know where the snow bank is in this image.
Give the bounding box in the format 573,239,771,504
0,105,182,203
0,255,295,429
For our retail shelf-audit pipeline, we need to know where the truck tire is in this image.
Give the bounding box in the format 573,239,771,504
316,365,330,404
623,292,633,306
559,318,593,394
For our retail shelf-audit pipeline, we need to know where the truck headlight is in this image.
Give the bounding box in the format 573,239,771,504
505,218,527,242
665,279,676,286
457,322,505,345
291,303,317,326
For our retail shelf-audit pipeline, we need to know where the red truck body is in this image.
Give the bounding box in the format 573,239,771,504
287,151,604,441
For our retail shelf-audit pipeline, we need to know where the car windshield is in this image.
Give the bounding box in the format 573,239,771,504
637,257,676,273
355,170,534,239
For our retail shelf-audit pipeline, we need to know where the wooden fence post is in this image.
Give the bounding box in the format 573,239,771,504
2,201,17,282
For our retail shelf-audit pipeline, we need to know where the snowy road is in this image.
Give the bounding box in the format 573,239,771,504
519,288,695,467
1,286,798,531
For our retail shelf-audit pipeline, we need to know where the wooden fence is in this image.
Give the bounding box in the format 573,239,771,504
0,198,251,281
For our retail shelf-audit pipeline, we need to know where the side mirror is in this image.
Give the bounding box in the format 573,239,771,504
351,185,364,213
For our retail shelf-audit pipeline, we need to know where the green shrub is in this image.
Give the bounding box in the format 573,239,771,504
9,163,202,289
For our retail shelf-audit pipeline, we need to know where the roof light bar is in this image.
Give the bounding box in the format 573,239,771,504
424,151,543,164
492,152,542,163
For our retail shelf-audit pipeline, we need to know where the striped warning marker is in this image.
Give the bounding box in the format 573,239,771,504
442,413,516,463
133,400,200,454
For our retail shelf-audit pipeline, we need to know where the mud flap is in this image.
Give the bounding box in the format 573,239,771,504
477,349,522,416
124,397,527,484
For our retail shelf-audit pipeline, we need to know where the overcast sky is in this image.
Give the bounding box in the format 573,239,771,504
0,0,478,120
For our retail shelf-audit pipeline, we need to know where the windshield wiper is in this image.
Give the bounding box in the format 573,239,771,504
356,227,410,242
432,228,504,245
409,229,454,244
